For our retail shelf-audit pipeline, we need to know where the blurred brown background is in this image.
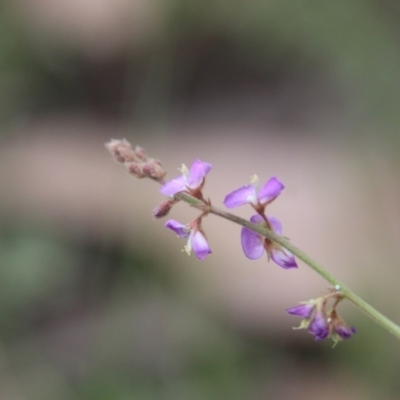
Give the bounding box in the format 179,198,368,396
0,1,400,399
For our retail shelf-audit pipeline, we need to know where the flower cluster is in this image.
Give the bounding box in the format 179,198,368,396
165,219,211,260
155,161,297,268
160,160,213,259
223,175,297,269
106,143,358,345
286,288,356,345
105,139,166,182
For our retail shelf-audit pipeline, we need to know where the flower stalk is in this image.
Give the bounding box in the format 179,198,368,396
106,140,400,342
176,191,400,340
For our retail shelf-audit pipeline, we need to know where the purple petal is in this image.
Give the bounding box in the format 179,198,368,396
241,226,264,259
191,231,212,260
334,325,357,339
160,175,187,196
250,214,263,224
308,311,329,340
270,247,298,269
223,185,257,208
267,216,282,235
187,160,212,189
165,220,189,238
286,304,315,318
267,216,297,268
257,177,285,205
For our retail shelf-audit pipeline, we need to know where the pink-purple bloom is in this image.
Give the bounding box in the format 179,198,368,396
330,312,357,341
286,299,357,343
308,310,330,341
333,324,357,339
241,215,297,268
224,176,284,209
160,160,212,197
286,303,315,319
286,302,329,341
165,219,211,260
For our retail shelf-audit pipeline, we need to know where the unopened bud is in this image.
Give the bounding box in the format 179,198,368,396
134,146,147,161
126,162,146,178
152,199,178,218
105,139,135,163
142,159,166,182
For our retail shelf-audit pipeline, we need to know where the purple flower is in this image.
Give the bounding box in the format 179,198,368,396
333,325,357,339
308,310,330,340
165,219,188,237
160,160,212,197
165,219,211,260
240,214,297,269
224,176,284,209
287,296,357,344
287,300,329,340
286,303,315,319
328,311,357,340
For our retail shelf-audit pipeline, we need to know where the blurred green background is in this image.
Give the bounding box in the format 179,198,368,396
1,0,400,399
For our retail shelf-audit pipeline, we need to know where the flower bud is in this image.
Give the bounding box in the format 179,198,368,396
142,159,166,182
133,145,147,161
126,162,146,178
105,139,136,163
152,199,178,219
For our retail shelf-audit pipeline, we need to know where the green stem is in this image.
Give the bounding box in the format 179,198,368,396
176,192,400,340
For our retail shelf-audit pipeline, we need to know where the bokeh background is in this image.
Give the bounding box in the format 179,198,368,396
1,1,400,399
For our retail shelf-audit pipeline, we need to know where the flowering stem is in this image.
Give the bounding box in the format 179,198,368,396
176,192,400,340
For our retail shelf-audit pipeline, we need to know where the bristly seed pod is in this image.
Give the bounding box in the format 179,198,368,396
105,139,166,182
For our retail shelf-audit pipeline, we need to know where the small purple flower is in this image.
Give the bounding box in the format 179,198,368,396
286,303,315,319
160,160,212,197
333,325,357,339
240,214,297,269
329,311,357,341
190,230,212,260
165,219,211,260
165,219,188,237
287,295,356,344
224,176,284,209
287,299,329,339
308,309,330,340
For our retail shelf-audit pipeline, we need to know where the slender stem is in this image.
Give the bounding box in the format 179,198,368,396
176,192,400,340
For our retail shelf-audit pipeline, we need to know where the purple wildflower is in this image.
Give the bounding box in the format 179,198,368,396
308,309,330,340
160,160,212,197
329,310,357,341
287,293,357,344
286,303,315,319
240,214,297,269
224,176,284,209
334,325,357,339
165,219,211,260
